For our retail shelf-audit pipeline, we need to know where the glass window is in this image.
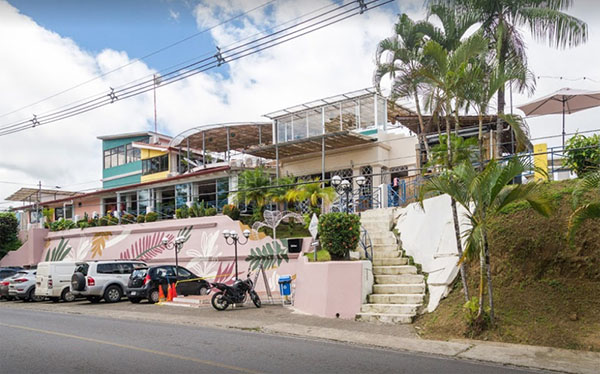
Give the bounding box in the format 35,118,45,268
341,100,358,131
116,146,125,165
175,184,189,209
142,154,169,175
359,96,375,129
175,267,192,278
292,113,307,140
138,189,149,215
110,148,118,168
97,264,116,274
64,205,73,220
377,96,387,127
118,263,134,274
307,109,322,137
104,150,111,169
75,263,89,276
276,117,290,143
324,105,340,133
54,207,64,220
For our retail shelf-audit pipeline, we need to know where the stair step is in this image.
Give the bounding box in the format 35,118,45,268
368,293,424,304
366,232,396,241
373,251,401,259
372,257,408,266
372,244,399,252
375,274,424,284
373,283,425,294
360,303,420,314
373,265,417,275
355,312,414,324
371,237,396,245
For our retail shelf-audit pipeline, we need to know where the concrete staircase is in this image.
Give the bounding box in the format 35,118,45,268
356,208,425,324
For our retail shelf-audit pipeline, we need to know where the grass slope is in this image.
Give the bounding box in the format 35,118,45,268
414,180,600,351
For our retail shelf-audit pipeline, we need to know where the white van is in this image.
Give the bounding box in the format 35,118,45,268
35,261,77,302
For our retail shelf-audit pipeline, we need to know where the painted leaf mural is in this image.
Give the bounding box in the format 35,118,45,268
119,232,174,261
91,232,112,258
245,239,289,271
213,261,236,286
45,238,72,262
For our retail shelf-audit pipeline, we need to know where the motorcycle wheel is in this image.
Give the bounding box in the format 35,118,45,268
211,292,229,311
250,290,261,308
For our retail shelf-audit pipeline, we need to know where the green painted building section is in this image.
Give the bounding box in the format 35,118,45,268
102,135,148,189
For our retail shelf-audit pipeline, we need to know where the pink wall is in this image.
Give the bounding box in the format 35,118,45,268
0,228,48,267
21,216,307,293
294,256,366,319
73,199,102,218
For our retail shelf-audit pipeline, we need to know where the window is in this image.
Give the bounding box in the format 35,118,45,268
126,144,140,163
64,205,73,220
142,154,169,175
54,207,64,220
104,143,141,169
97,263,117,274
175,267,192,278
104,149,111,169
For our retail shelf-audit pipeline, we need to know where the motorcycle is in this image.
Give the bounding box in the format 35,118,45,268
210,272,261,311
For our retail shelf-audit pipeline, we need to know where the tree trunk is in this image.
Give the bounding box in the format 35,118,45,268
478,246,485,317
414,91,431,162
495,18,508,159
478,114,485,171
451,198,469,301
483,230,495,325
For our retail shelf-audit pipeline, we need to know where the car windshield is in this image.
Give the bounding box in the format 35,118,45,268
74,263,89,276
131,269,147,278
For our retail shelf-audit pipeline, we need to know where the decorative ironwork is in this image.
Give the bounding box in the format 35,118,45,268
358,225,373,261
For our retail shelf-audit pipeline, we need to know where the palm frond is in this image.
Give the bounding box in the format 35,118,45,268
568,203,600,244
516,7,588,48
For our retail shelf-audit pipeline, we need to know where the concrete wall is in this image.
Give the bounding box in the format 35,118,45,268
395,194,470,312
293,257,372,319
11,216,307,293
0,228,49,267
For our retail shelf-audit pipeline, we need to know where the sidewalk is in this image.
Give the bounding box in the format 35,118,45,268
1,299,598,374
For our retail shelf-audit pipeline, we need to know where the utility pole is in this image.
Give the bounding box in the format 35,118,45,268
153,74,159,133
36,181,41,226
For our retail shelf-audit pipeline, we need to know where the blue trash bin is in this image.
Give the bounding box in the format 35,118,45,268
278,275,292,296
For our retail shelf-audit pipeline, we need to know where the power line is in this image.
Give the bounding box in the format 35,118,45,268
0,0,389,137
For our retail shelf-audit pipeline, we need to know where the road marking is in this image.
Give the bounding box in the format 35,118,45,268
0,322,262,374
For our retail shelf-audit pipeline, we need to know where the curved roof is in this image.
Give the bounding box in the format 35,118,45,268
169,122,272,153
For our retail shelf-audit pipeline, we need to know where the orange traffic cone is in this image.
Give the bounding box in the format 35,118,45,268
158,285,165,302
166,283,173,302
172,283,178,299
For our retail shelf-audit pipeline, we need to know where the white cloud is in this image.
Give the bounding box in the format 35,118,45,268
169,8,180,22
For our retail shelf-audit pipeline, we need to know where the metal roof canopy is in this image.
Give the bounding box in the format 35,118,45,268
264,88,378,119
169,122,272,152
245,131,376,159
5,188,81,202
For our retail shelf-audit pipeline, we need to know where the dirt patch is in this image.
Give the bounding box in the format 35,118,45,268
415,180,600,352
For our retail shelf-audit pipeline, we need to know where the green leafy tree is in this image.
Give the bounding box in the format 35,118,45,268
267,175,297,210
419,157,551,326
564,133,600,176
318,213,361,260
235,167,271,209
285,179,336,216
0,212,21,259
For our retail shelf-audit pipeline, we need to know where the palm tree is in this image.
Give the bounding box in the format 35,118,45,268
374,14,433,159
431,0,588,156
285,179,336,216
235,167,271,210
420,32,489,301
419,157,551,324
267,175,297,210
568,171,600,243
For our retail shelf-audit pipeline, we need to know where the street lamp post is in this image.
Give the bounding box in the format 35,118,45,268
331,175,366,213
223,229,251,280
162,236,186,278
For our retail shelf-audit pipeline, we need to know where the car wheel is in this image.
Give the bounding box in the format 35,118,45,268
61,288,76,302
148,289,159,304
26,288,36,302
198,287,209,296
250,290,261,308
87,296,101,303
103,285,122,303
129,298,142,304
211,292,229,311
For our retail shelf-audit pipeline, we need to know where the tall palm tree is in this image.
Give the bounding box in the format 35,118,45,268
267,175,297,210
374,14,433,159
568,171,600,243
419,157,551,324
431,0,588,156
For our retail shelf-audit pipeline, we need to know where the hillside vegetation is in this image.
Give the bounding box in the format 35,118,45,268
415,180,600,351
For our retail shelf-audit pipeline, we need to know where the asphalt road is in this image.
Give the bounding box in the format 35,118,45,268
0,307,544,374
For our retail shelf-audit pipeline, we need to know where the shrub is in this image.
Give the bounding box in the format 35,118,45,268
108,215,118,225
564,133,600,176
189,202,205,217
205,207,217,216
175,205,189,219
98,216,109,226
136,214,146,223
78,221,90,229
145,212,159,222
0,212,21,259
88,218,98,227
317,213,361,260
49,218,77,232
463,297,490,337
222,204,240,220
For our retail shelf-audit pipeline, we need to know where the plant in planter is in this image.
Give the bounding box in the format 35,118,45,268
318,213,361,260
222,204,240,220
136,214,146,223
175,205,189,219
205,207,217,216
98,216,109,226
145,212,159,222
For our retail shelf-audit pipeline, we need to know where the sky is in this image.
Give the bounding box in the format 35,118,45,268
0,0,599,209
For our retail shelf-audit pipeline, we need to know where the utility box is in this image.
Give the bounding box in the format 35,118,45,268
278,275,292,296
287,238,303,253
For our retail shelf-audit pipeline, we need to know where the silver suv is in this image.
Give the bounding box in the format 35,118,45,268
71,260,146,303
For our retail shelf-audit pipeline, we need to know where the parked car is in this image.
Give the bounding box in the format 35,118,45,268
8,270,44,302
70,260,146,303
35,262,78,302
0,268,19,300
126,265,210,304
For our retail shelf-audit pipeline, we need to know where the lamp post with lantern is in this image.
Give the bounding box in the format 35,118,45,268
161,236,186,278
331,175,366,213
222,229,251,280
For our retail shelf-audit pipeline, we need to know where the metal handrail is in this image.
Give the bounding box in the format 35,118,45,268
359,225,373,261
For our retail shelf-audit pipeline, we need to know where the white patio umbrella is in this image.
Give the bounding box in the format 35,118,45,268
518,87,600,147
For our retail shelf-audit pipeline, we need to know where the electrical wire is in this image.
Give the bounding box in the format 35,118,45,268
0,0,390,137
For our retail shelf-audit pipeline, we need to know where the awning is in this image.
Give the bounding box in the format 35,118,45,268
245,131,376,159
169,122,273,152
